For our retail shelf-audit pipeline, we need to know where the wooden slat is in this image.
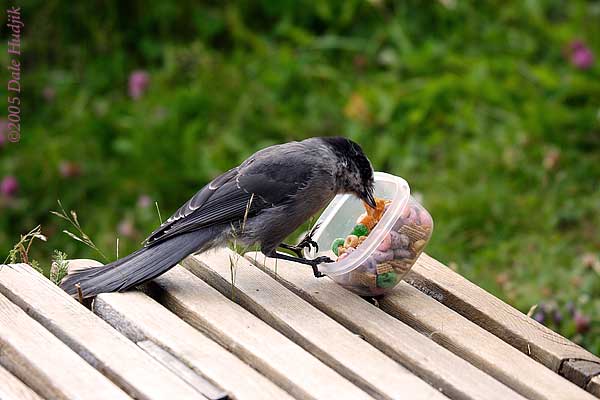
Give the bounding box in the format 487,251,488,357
0,363,43,400
137,340,228,400
560,360,600,389
0,292,130,400
378,282,596,400
0,263,205,400
407,254,600,389
145,265,375,400
244,252,526,400
588,376,600,397
94,290,294,400
184,249,447,400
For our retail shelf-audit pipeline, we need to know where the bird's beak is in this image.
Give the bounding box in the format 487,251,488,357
362,190,377,209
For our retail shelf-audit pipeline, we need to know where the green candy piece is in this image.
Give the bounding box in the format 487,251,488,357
352,223,369,237
376,271,398,288
331,238,346,256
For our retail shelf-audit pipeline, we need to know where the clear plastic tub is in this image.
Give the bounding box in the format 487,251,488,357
304,172,433,296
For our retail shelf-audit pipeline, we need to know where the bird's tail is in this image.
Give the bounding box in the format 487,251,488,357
60,230,214,298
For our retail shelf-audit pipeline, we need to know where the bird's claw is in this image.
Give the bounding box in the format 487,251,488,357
298,238,318,253
313,256,334,264
298,223,321,253
309,255,333,278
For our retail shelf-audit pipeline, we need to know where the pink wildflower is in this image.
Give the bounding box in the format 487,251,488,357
574,311,591,333
137,194,152,208
117,218,137,238
128,70,150,99
568,40,594,70
0,176,19,197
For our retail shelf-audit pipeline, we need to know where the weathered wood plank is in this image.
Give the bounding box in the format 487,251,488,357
0,363,43,400
378,282,597,400
94,290,294,400
588,376,600,397
406,254,600,388
0,263,205,400
244,252,526,400
137,340,228,400
0,292,131,400
560,360,600,390
184,249,447,400
146,265,375,400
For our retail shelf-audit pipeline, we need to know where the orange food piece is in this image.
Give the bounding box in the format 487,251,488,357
362,196,388,222
357,214,377,230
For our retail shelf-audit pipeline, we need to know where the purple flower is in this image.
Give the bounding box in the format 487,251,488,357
137,194,152,208
552,309,563,326
128,70,150,99
117,218,136,238
0,176,19,197
574,311,590,333
532,310,546,324
568,40,594,70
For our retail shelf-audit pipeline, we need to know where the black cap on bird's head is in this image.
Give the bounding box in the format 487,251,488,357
320,136,376,209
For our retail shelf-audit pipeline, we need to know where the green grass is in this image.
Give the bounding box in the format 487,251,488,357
1,1,599,353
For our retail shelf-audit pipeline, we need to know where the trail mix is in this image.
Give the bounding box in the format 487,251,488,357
330,196,433,296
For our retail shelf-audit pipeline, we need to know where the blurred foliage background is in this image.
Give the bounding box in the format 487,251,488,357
1,0,599,353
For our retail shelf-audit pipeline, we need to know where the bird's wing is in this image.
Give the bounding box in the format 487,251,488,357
144,167,253,245
144,142,316,246
165,167,240,225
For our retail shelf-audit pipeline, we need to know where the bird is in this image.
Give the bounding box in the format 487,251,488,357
60,136,376,298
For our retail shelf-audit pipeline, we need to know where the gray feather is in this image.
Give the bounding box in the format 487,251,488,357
60,228,220,298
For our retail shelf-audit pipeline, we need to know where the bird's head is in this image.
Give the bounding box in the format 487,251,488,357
321,136,376,209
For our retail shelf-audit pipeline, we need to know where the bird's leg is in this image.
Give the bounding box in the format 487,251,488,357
265,251,332,278
277,223,321,257
278,243,305,258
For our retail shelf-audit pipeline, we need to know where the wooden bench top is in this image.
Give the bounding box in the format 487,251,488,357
0,250,598,400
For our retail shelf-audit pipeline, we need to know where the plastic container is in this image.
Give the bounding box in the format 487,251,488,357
304,172,433,296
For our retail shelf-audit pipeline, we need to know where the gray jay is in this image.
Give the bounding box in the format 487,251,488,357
61,136,376,298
